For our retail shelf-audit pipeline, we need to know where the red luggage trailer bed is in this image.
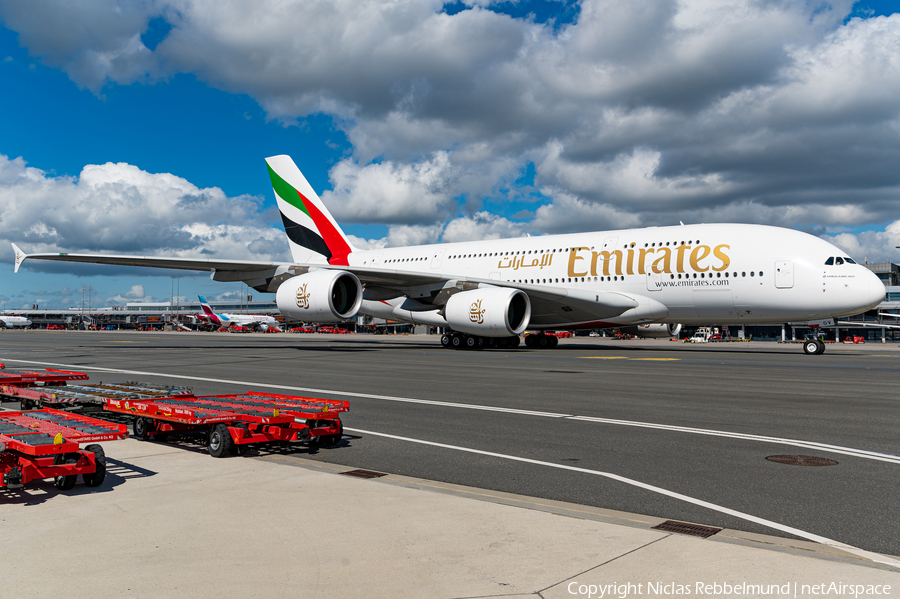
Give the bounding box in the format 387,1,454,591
103,392,349,457
0,369,90,406
0,409,128,490
0,368,191,410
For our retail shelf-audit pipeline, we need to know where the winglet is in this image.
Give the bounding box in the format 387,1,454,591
11,243,26,273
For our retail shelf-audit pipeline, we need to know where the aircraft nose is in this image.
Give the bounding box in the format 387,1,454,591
863,269,885,310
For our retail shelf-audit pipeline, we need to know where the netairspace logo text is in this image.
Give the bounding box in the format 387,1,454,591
567,581,892,598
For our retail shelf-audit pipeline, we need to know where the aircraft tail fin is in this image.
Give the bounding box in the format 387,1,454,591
265,155,356,266
198,295,215,317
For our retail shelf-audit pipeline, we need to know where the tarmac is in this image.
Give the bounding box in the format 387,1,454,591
2,435,899,599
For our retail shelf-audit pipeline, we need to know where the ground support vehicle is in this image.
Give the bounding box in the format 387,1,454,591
1,370,191,410
103,392,350,457
0,408,127,490
0,368,89,388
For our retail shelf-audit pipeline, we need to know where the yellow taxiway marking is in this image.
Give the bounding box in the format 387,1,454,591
582,356,680,361
631,358,680,361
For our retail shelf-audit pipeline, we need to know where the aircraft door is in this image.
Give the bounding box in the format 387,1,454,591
775,260,793,289
430,250,445,269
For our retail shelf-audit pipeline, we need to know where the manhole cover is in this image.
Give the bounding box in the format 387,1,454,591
340,469,388,479
652,520,722,538
766,455,838,467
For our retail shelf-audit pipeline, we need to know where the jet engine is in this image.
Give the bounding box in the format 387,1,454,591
620,323,683,338
275,270,362,322
444,287,531,336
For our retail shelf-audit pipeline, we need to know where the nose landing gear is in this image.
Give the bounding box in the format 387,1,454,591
802,337,826,355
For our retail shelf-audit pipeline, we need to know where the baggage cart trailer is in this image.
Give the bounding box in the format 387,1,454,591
103,392,349,457
0,409,128,490
0,369,191,410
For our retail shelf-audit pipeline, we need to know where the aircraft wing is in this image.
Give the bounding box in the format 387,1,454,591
324,264,638,320
12,244,286,274
12,244,638,320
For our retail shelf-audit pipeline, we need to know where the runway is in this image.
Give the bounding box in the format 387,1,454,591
2,331,898,558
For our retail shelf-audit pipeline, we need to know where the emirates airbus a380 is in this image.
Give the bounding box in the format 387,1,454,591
12,155,884,355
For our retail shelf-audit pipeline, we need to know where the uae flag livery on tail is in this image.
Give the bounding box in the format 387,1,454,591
265,155,355,266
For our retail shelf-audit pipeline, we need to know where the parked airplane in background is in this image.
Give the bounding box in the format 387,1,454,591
195,296,279,331
11,155,885,354
0,315,31,328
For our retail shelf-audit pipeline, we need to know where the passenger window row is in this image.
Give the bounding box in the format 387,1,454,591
386,257,428,263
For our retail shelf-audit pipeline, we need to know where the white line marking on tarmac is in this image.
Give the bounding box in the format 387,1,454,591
345,427,900,569
567,416,900,465
4,358,899,464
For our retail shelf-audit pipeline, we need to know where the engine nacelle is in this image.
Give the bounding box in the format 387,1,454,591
445,288,531,336
620,323,683,338
276,270,362,322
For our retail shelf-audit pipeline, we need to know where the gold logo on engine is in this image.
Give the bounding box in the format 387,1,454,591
469,299,485,324
296,283,310,309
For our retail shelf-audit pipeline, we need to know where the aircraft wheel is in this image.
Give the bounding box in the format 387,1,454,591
509,335,520,348
537,334,550,348
465,335,477,349
524,335,536,348
474,336,485,349
496,337,509,349
549,335,559,348
440,334,451,348
815,339,826,355
450,334,464,349
803,340,819,355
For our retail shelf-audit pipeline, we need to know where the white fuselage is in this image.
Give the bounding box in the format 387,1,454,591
347,224,884,328
202,312,278,329
0,316,32,328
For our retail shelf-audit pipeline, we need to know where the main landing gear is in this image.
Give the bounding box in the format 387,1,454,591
440,332,561,349
524,333,559,349
440,333,521,350
802,338,826,355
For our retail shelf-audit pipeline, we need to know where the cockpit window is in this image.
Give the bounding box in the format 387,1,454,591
844,257,857,264
825,257,834,265
835,257,844,265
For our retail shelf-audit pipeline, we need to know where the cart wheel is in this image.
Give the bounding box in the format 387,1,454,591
54,454,79,490
207,424,233,458
82,445,106,487
324,420,343,446
229,443,249,456
133,417,150,441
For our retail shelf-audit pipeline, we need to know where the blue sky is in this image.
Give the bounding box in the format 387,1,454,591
1,0,899,310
